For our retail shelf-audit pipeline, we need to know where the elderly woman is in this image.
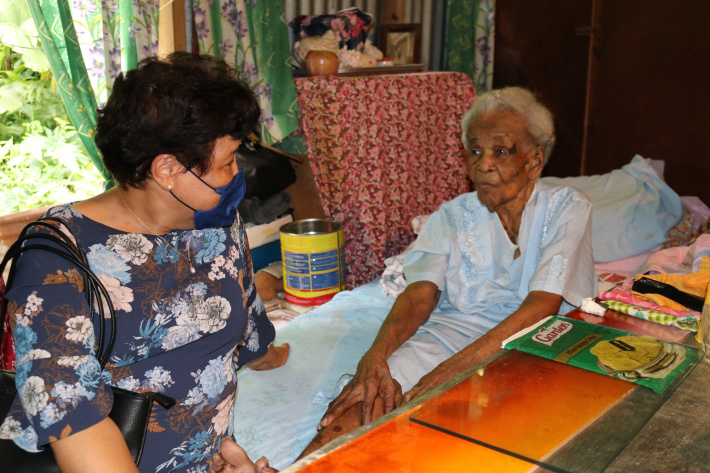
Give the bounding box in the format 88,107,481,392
0,53,285,473
309,87,595,449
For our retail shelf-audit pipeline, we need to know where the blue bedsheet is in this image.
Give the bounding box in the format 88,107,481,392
232,281,393,469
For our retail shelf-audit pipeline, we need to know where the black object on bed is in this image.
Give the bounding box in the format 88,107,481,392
631,277,704,312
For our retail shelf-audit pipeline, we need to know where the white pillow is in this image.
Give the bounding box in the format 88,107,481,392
542,155,683,262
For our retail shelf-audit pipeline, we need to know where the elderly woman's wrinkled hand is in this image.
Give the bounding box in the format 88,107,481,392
208,438,278,473
318,352,402,429
402,357,468,405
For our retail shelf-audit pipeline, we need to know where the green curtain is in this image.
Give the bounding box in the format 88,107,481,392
26,0,163,188
446,0,495,92
29,0,297,178
24,0,160,187
243,2,300,144
194,0,299,144
26,0,112,186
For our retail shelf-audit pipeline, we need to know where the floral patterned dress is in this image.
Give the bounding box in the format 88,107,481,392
0,204,275,472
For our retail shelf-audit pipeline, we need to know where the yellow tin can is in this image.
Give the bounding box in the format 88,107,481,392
280,219,346,306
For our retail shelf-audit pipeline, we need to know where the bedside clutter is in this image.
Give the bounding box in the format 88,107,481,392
254,268,283,301
246,214,293,272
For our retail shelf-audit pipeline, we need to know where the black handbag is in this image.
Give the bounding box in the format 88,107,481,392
0,217,176,472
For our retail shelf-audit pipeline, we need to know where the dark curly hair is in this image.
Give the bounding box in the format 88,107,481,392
96,52,261,187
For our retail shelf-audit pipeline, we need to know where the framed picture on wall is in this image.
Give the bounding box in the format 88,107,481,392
379,23,422,65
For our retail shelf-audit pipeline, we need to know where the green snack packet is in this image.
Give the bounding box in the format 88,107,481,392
503,316,701,393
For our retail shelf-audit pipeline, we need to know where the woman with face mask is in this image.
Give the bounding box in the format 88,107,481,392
1,53,286,473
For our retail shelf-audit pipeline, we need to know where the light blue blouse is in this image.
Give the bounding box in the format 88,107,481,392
403,181,596,352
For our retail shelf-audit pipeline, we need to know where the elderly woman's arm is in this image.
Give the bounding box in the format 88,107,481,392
318,281,441,429
402,290,562,404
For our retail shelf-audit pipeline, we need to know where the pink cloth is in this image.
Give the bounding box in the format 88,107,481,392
295,73,475,287
597,279,701,318
639,233,710,275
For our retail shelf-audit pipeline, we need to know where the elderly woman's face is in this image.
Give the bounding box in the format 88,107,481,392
466,109,544,212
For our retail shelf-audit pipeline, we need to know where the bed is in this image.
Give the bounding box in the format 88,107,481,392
232,151,710,469
233,240,709,469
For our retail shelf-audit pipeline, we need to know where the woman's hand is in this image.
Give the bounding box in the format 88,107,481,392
247,343,290,371
402,356,468,404
208,438,278,473
319,282,440,429
403,291,564,404
318,352,402,429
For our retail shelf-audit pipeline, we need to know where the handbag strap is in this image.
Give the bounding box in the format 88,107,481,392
0,217,116,369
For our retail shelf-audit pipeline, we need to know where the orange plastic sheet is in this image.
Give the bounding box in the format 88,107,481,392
409,350,635,471
297,407,534,473
298,351,634,473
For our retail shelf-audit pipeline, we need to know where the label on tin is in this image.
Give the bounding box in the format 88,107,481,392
281,227,346,306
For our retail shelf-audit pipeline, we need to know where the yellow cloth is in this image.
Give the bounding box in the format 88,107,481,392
634,257,710,311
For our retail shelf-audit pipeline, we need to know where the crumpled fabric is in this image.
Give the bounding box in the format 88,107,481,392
290,9,373,51
641,256,710,303
599,279,701,317
238,191,292,225
313,373,353,405
542,155,684,262
378,215,430,297
627,256,710,312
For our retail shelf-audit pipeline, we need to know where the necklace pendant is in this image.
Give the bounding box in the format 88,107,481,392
190,266,196,274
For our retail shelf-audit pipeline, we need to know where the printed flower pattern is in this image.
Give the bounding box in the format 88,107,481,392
107,233,153,265
21,377,49,416
65,316,93,343
294,73,476,287
98,274,134,313
0,205,275,472
195,296,232,334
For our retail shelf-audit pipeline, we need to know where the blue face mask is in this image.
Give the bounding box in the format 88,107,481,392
171,169,246,229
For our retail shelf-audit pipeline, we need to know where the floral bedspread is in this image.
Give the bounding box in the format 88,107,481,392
294,72,475,288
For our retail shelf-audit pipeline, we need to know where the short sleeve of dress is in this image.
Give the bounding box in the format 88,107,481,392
1,231,112,451
402,209,452,291
528,188,596,307
233,224,275,368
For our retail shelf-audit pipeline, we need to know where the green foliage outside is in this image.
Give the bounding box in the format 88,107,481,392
0,0,104,216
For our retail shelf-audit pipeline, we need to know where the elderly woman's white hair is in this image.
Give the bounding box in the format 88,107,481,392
461,87,556,164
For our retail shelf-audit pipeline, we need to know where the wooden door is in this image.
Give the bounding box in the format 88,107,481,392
494,0,710,205
586,0,710,204
493,0,593,179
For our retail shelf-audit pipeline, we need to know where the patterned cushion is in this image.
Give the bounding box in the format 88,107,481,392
295,73,475,287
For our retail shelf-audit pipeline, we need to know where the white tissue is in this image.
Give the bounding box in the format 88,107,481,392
580,297,606,316
313,374,353,405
